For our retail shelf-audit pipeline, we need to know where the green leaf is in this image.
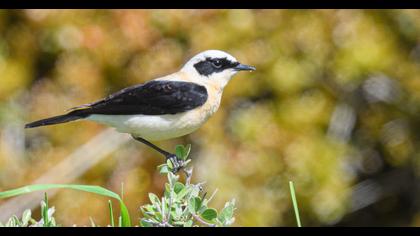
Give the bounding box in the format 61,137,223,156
154,211,163,222
189,184,201,197
188,197,201,214
167,172,179,187
170,210,178,222
140,219,153,227
184,144,191,157
144,204,154,213
140,206,150,219
0,184,131,227
175,186,190,201
166,159,174,169
175,145,185,160
164,183,170,193
219,199,236,226
21,209,32,226
201,208,217,222
158,164,170,174
173,182,185,194
148,193,161,207
183,219,193,227
175,144,191,161
9,216,19,227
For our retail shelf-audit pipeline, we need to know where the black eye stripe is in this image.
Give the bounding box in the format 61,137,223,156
212,59,222,68
208,57,237,68
193,57,239,76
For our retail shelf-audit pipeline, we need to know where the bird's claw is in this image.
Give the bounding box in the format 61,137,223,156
166,154,185,173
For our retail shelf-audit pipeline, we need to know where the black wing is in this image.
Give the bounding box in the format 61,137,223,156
73,80,208,116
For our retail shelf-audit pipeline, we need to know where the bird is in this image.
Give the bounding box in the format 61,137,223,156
25,50,256,172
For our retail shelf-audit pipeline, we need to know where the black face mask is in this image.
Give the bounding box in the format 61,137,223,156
193,57,239,76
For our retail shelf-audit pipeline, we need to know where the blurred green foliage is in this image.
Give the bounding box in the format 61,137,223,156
0,193,57,227
0,10,419,226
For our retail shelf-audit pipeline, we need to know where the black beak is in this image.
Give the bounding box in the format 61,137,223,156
234,63,256,71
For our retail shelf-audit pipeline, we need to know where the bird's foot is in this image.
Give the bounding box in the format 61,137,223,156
166,154,185,173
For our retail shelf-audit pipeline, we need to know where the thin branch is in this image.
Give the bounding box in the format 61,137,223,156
183,167,193,185
192,214,215,227
207,188,219,204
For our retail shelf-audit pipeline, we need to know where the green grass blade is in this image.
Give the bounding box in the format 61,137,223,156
119,202,130,227
120,182,124,200
289,181,302,227
108,200,115,227
43,193,49,226
0,184,118,199
0,184,131,227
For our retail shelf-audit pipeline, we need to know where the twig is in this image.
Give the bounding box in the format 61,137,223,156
183,167,193,185
192,214,215,227
207,188,219,204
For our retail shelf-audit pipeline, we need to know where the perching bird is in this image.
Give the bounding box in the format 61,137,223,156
25,50,255,171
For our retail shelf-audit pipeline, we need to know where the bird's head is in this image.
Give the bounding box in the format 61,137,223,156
181,50,255,89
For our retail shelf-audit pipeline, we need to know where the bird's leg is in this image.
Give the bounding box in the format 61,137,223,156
131,135,172,156
131,135,184,173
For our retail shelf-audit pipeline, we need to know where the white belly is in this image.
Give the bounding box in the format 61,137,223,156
87,109,210,141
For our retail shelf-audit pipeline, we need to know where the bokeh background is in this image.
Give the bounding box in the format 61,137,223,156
0,9,419,227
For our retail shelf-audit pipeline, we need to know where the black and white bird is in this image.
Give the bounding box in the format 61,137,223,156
25,50,255,171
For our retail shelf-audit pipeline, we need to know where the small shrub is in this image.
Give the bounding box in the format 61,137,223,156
140,144,236,227
0,193,57,227
0,144,236,227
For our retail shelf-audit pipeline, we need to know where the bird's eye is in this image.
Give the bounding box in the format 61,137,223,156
211,60,222,68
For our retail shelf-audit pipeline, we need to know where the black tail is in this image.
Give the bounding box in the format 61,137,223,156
25,112,87,129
